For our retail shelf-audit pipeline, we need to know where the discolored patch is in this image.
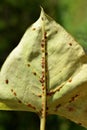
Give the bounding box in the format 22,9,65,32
47,91,54,96
39,78,45,83
11,89,13,92
68,78,72,82
41,17,44,21
18,100,22,104
46,106,49,110
78,123,82,126
5,79,9,84
69,94,79,103
41,43,44,48
37,94,42,98
57,86,63,92
13,92,17,96
27,64,30,67
47,86,63,96
27,103,36,110
45,52,48,56
44,32,47,39
32,28,36,31
33,72,37,76
55,104,61,111
69,43,72,46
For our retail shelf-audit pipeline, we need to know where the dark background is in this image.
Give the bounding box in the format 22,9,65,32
0,0,87,130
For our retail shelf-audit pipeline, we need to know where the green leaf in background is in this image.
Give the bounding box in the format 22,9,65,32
57,0,87,52
0,8,87,130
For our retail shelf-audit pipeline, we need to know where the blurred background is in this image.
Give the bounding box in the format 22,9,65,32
0,0,87,130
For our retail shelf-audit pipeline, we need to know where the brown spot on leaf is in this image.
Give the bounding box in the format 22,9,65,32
39,110,42,115
27,104,36,110
45,52,48,56
69,94,79,103
41,17,44,21
46,106,49,110
41,43,44,48
42,71,45,75
11,89,13,92
27,64,30,67
42,86,45,91
56,104,61,108
69,43,72,46
55,30,58,33
37,94,42,98
57,86,63,92
78,123,82,126
18,100,22,104
39,78,45,83
5,79,9,84
47,91,54,96
47,85,63,96
32,28,36,30
33,72,37,76
68,106,75,112
13,92,17,96
41,57,45,68
68,78,72,82
55,104,61,111
42,64,45,68
44,32,47,39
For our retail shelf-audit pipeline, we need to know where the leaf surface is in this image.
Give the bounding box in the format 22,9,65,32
0,8,87,128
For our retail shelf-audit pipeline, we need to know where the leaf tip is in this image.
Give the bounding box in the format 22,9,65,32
40,6,45,20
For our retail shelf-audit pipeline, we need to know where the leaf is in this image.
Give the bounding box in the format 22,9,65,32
0,8,87,129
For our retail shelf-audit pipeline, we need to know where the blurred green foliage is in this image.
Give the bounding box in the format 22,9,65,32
0,0,87,130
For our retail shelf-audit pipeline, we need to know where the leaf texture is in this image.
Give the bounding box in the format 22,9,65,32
0,8,87,128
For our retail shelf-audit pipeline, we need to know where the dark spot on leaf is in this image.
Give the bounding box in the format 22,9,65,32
67,106,75,112
13,92,17,96
69,43,72,46
42,86,45,91
55,30,58,33
46,106,49,110
78,123,82,126
54,104,61,112
39,110,42,115
56,104,61,108
32,28,36,30
18,100,22,104
69,94,79,103
27,104,36,110
41,43,44,48
33,72,37,76
37,94,42,97
39,78,45,83
68,78,72,82
45,52,48,56
28,51,40,62
11,89,13,92
41,57,45,68
5,79,9,84
27,64,30,67
47,91,54,96
42,71,45,75
44,32,47,39
57,86,63,92
41,17,44,21
42,64,45,68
